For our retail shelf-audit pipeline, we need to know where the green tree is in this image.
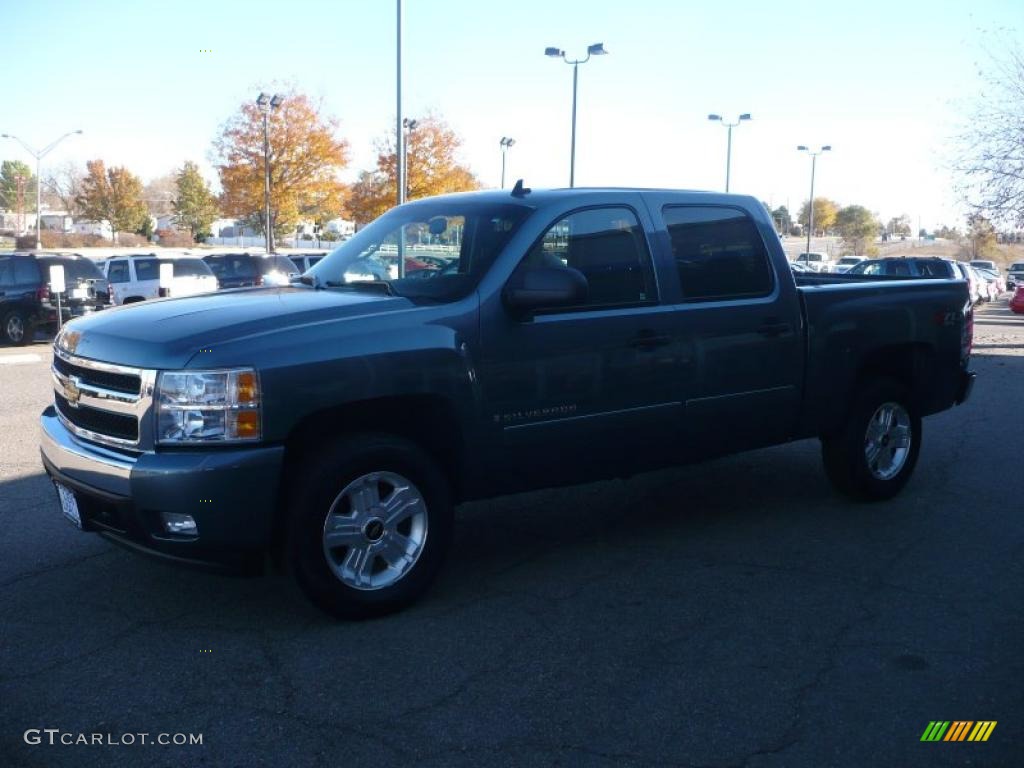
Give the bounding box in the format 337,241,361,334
0,160,36,212
797,197,838,235
886,214,911,236
173,161,219,241
77,160,149,241
771,205,792,233
835,205,880,255
965,213,997,259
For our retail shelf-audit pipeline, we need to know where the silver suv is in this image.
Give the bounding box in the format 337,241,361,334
1007,261,1024,289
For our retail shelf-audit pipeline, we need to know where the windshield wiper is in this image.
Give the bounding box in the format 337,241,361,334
291,275,322,289
323,280,396,296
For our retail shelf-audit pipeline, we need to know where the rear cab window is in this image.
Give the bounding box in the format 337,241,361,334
661,206,774,302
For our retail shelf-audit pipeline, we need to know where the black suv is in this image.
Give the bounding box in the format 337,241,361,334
202,253,299,289
0,252,110,345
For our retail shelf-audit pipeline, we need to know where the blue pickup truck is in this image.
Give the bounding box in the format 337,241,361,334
40,188,975,617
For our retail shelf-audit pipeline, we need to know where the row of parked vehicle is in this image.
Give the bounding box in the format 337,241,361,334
791,254,1023,306
0,250,332,344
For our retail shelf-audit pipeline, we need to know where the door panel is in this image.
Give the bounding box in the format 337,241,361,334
477,205,684,492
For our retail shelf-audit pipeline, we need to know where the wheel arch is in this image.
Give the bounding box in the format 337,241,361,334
270,394,465,558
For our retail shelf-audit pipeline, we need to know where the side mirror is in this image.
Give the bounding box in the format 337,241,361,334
503,266,588,315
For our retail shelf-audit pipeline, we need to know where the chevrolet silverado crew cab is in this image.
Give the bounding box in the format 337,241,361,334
40,188,976,618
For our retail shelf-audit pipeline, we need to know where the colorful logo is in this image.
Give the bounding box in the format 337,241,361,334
920,721,997,742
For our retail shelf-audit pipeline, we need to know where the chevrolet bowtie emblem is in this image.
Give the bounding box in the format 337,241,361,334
64,375,82,408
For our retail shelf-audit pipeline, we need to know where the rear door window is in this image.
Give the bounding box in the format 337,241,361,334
13,258,40,284
133,259,159,281
164,259,214,277
662,206,774,301
107,261,130,283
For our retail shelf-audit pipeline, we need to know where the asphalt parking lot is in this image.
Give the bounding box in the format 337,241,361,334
1,302,1022,768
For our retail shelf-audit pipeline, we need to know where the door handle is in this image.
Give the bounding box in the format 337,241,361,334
758,319,790,337
629,330,671,350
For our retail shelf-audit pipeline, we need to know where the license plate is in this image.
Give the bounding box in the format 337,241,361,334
55,483,82,529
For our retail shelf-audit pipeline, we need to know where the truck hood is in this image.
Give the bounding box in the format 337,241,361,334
57,286,414,368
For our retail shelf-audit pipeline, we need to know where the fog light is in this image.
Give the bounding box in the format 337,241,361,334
161,512,198,535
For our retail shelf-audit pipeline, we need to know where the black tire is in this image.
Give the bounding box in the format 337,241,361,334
821,377,922,502
2,310,33,346
286,433,453,619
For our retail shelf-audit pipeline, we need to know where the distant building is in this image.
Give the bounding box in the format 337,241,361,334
73,220,114,240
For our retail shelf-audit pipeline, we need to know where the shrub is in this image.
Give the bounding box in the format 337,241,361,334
154,229,194,247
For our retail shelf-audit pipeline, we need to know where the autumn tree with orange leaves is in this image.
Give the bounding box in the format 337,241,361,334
347,114,480,225
212,91,349,248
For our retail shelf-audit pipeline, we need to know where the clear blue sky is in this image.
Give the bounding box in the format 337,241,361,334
2,0,1018,228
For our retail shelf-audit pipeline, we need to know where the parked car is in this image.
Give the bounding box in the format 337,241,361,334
1006,261,1024,289
103,254,218,305
287,252,329,273
833,256,865,273
41,188,975,618
969,260,998,274
203,253,299,289
1010,285,1024,314
1,252,109,345
795,252,832,272
973,267,1005,298
952,262,985,305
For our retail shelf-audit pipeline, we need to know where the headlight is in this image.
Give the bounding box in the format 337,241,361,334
156,368,260,444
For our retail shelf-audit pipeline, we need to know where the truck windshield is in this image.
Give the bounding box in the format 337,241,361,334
307,201,532,301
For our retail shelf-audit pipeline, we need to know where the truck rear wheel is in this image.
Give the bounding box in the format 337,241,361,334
286,434,453,619
821,378,921,502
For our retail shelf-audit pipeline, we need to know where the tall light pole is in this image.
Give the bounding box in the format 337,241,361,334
402,118,418,200
256,93,284,252
797,144,831,256
396,0,404,208
545,42,607,188
499,137,515,189
707,113,750,193
2,130,82,248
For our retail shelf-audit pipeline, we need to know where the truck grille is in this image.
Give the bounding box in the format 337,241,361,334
51,347,155,448
52,354,140,395
55,392,139,441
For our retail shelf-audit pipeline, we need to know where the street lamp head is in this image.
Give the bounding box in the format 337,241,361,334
544,46,564,57
708,114,722,121
821,145,832,151
270,94,285,108
74,129,83,135
797,145,808,151
587,42,607,55
256,93,269,106
739,113,752,121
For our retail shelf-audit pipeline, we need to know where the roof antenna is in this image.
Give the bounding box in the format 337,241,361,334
510,179,531,198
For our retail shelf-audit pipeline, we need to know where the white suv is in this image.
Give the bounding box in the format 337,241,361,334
794,252,833,273
103,253,219,305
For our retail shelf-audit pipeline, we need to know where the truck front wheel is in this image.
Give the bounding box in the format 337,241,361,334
821,378,921,502
286,434,453,619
